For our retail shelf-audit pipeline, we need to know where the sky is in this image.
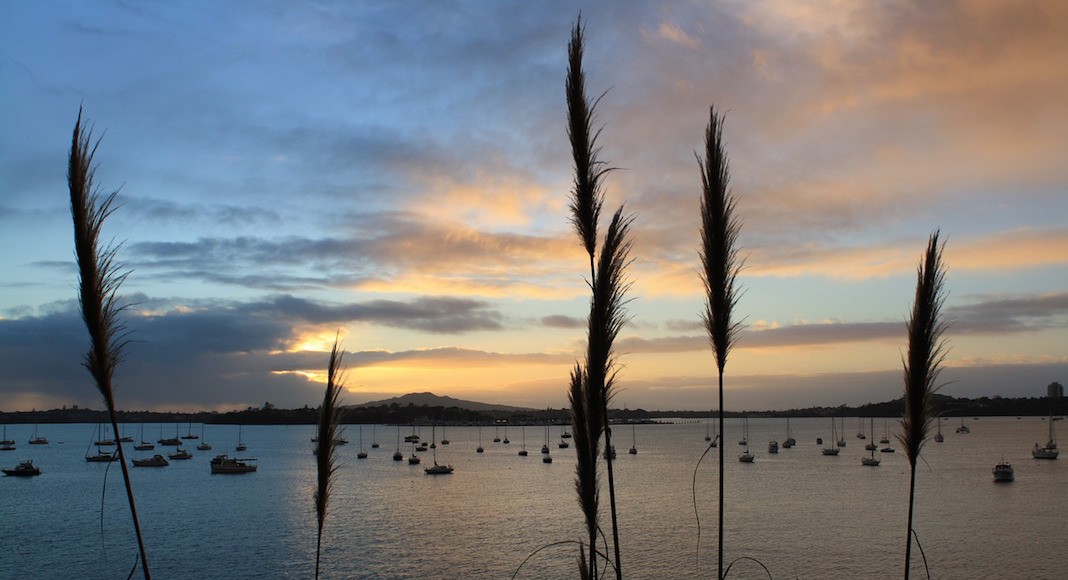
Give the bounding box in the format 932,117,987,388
1,1,1066,413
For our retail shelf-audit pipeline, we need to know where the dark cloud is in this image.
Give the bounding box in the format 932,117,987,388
0,292,508,409
619,292,1068,355
541,314,584,329
949,293,1068,334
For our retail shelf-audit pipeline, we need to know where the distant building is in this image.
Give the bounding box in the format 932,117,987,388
1049,381,1064,399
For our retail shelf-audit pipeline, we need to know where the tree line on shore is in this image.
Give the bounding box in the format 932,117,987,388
3,393,1063,426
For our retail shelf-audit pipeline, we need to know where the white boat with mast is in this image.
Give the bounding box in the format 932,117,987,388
836,417,847,447
235,424,247,452
955,415,970,434
196,423,212,451
880,418,891,444
1,425,15,451
357,425,368,459
856,416,866,439
1032,411,1059,460
134,421,154,451
738,416,754,462
782,417,795,448
861,417,880,466
424,425,453,474
822,417,840,456
518,426,528,456
28,424,48,445
85,425,117,462
393,426,403,461
629,423,637,455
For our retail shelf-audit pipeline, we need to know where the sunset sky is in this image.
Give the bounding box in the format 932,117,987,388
2,1,1066,412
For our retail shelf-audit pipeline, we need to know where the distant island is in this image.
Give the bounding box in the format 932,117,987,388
1,391,1064,426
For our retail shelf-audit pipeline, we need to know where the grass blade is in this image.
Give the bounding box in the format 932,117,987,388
315,335,346,579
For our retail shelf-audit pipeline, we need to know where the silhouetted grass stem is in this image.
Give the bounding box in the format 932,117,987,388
898,231,947,580
69,108,151,579
698,107,742,580
315,336,345,579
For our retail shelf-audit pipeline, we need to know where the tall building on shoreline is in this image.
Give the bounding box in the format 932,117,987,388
1048,381,1064,399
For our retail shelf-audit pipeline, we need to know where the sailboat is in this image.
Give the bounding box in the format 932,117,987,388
85,425,117,462
392,426,403,461
476,424,484,453
704,418,712,442
880,419,891,444
836,417,847,447
518,426,528,456
134,421,154,450
782,417,795,448
235,424,247,452
28,424,48,445
542,424,553,463
628,424,638,455
440,425,449,445
502,424,510,444
738,417,754,462
934,416,944,443
738,416,747,446
955,416,970,434
357,425,368,459
371,425,380,448
822,418,840,456
559,423,570,449
196,424,212,451
1,425,16,451
424,425,453,474
158,423,181,446
182,422,199,440
1032,412,1059,459
861,417,880,466
856,416,866,439
493,425,501,443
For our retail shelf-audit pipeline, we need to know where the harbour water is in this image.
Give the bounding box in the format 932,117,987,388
1,417,1065,579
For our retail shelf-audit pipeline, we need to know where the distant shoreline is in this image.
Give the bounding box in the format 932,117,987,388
2,393,1064,425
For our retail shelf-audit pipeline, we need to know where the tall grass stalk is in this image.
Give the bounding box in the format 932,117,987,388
697,107,742,580
315,336,346,579
898,231,947,580
68,108,151,579
566,17,629,580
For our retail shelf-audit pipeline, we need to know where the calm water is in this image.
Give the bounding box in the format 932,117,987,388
1,418,1065,579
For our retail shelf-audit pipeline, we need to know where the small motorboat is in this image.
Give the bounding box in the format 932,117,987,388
3,459,41,476
132,454,169,467
993,461,1014,482
168,448,193,460
210,454,257,474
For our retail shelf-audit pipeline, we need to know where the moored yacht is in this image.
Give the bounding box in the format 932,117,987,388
993,460,1014,482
